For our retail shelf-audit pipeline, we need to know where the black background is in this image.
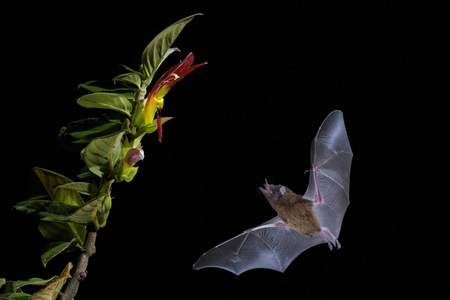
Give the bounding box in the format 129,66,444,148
1,1,443,299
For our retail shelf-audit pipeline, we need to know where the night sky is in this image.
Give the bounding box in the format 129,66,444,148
1,2,443,298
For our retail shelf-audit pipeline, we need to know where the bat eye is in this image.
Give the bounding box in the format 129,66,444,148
279,186,286,195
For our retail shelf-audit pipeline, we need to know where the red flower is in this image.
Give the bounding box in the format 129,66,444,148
143,53,207,141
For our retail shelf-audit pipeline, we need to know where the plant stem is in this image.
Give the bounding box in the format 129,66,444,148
60,231,97,300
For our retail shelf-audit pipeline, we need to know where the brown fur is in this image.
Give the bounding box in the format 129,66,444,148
261,184,321,236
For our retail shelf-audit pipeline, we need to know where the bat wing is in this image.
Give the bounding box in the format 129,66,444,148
303,110,353,240
193,216,325,275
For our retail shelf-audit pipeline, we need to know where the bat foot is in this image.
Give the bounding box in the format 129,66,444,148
320,227,341,250
335,239,341,249
325,239,341,250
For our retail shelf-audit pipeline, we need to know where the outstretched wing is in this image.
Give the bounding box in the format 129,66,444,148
193,217,325,275
303,110,353,239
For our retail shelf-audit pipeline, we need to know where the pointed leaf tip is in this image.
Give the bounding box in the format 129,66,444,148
141,13,203,83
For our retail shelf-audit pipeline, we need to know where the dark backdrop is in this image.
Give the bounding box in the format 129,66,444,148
1,1,443,299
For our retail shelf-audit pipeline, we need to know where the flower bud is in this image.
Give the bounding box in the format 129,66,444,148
124,148,145,167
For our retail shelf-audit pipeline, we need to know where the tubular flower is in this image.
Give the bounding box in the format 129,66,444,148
123,148,145,168
143,53,207,141
121,148,145,182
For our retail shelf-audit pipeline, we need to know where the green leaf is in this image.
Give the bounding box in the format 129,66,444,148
77,93,133,117
141,13,202,83
76,166,94,179
29,169,86,244
83,131,125,178
0,274,72,300
142,117,173,134
78,80,111,93
41,239,78,267
131,100,146,129
14,196,104,230
14,200,86,244
0,282,17,294
13,200,79,222
13,277,58,291
33,168,84,206
0,293,32,299
143,47,179,85
97,179,114,196
37,221,86,246
68,196,105,230
114,72,142,88
78,80,132,93
69,121,122,143
53,182,94,196
28,263,72,300
119,64,140,73
121,166,139,183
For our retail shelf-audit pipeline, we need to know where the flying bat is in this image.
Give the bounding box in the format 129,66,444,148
193,110,353,275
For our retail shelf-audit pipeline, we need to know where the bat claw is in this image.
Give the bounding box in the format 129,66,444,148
326,241,333,251
334,239,341,249
320,228,341,250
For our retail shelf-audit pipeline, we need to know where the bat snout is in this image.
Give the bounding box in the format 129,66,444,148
259,180,284,200
259,179,272,196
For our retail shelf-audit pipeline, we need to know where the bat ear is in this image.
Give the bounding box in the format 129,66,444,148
279,185,286,195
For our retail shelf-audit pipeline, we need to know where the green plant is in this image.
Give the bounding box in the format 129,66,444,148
1,13,206,300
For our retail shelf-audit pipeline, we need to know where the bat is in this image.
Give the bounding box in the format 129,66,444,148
193,110,353,275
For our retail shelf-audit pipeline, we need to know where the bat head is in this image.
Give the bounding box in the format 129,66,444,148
259,180,295,205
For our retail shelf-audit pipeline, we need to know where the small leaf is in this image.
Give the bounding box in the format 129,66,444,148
41,239,78,267
78,80,132,93
33,168,84,206
114,72,142,88
29,169,86,244
13,277,58,291
0,281,20,294
37,222,86,246
69,121,122,143
76,166,94,180
29,263,72,300
97,179,114,196
0,271,71,300
14,198,105,229
77,93,133,117
131,100,146,129
119,64,140,73
141,13,202,82
122,166,139,183
142,117,173,134
13,200,79,222
14,200,87,245
53,182,93,196
78,80,111,93
60,262,73,278
0,293,32,299
68,195,105,230
83,131,125,178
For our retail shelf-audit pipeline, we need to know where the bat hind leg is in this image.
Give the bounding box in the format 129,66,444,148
320,227,341,250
